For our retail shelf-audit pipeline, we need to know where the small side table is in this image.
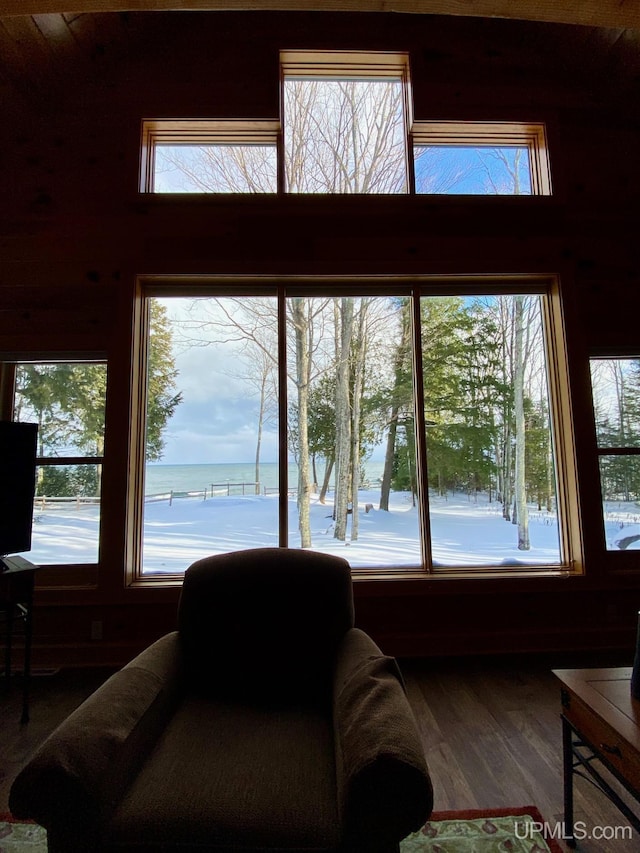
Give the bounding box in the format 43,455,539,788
1,555,40,723
553,667,640,847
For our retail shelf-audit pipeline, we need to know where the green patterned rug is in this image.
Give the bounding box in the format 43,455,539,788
401,807,563,852
0,818,45,852
1,808,561,852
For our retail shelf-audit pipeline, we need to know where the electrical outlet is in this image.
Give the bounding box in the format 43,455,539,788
91,620,103,641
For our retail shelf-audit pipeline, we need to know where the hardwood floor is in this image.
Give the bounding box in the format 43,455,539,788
401,655,639,852
1,656,639,851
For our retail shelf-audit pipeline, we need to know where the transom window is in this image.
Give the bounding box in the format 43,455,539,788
140,120,279,193
590,356,640,551
141,52,551,197
129,277,580,580
281,51,410,193
412,122,551,195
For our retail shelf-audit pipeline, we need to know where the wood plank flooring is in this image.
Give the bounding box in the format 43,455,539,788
401,656,639,852
2,656,639,851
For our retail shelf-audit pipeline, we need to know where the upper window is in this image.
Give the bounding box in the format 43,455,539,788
141,120,279,193
412,122,551,195
281,51,410,193
130,277,579,580
9,360,107,565
141,54,552,198
590,357,640,551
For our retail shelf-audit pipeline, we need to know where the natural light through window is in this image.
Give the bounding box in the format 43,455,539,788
142,120,279,193
154,145,277,193
590,356,640,552
414,146,532,194
141,69,554,197
412,123,551,196
134,280,575,577
281,52,410,194
11,361,106,565
283,79,408,193
421,294,561,566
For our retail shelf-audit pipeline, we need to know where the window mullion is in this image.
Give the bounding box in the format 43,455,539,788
411,288,433,573
278,286,288,546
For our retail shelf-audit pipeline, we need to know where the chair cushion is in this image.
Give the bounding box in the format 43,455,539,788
9,633,183,841
106,696,341,852
333,631,433,847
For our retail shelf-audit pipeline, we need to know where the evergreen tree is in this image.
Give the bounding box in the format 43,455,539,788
14,302,182,498
146,300,183,462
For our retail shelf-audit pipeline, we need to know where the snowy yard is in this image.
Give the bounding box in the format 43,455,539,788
21,488,589,573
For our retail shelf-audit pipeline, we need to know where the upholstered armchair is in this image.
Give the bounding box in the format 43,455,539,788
10,548,433,852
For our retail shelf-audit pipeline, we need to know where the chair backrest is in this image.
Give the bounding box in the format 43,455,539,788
178,548,354,705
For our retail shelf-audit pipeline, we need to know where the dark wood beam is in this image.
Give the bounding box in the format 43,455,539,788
0,1,639,30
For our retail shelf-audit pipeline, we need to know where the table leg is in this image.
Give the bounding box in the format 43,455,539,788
4,600,14,684
562,715,576,848
21,600,33,724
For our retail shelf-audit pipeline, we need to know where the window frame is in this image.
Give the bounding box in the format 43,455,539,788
279,50,412,195
411,121,552,196
139,119,281,193
589,353,640,556
128,274,582,586
1,357,108,572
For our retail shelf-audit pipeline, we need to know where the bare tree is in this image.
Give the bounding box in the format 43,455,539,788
513,295,530,549
284,79,407,193
349,299,370,541
159,82,412,542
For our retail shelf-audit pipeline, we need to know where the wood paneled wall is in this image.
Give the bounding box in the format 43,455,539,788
1,11,639,667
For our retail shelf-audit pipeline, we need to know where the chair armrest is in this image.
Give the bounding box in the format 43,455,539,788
9,632,184,843
333,628,433,849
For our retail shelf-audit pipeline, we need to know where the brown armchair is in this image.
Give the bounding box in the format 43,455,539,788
10,548,433,852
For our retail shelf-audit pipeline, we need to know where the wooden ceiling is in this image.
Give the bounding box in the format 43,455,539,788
0,2,639,30
1,3,639,121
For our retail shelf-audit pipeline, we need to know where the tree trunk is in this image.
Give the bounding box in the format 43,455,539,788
379,301,411,511
291,298,312,548
334,298,354,541
254,370,266,495
514,295,530,550
379,416,397,512
350,301,368,541
319,455,334,504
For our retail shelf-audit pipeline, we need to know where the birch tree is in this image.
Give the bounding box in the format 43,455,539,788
513,295,530,549
333,298,354,540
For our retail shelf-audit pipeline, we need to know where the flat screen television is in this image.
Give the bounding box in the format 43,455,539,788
0,421,38,563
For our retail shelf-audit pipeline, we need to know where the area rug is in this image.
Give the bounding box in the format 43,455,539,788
0,815,46,852
1,808,562,852
400,807,564,852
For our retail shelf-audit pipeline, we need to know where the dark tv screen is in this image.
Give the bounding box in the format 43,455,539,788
0,421,38,558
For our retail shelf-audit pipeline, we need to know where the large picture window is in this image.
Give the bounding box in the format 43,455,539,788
9,360,107,565
131,278,579,579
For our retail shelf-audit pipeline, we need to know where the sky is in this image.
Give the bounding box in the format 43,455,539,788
157,300,279,465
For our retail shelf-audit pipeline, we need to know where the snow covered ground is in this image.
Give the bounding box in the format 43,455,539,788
604,502,640,551
22,489,640,572
21,488,594,573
